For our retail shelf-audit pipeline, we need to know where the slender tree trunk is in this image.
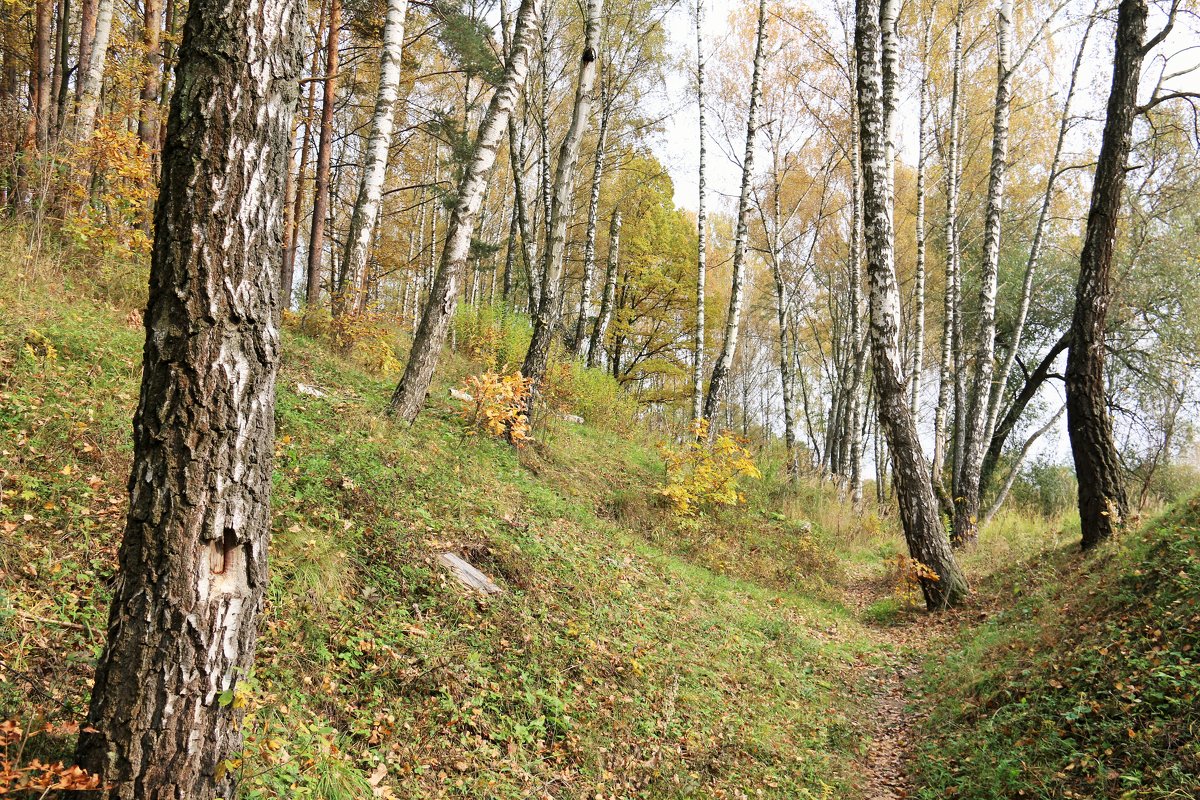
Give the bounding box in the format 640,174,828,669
955,0,1013,547
985,6,1097,451
342,0,409,315
306,0,340,311
587,209,620,369
572,85,610,354
283,5,325,302
521,0,603,395
137,0,164,149
73,0,302,793
33,0,52,148
389,0,543,422
856,0,967,609
770,240,798,481
909,8,932,416
932,0,963,487
508,113,538,311
702,0,766,424
74,0,113,141
692,0,708,426
1068,0,1145,549
52,0,69,136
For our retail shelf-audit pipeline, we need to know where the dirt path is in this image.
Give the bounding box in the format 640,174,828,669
845,578,944,800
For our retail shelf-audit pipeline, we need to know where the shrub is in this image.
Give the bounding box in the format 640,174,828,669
457,371,533,445
453,303,531,371
659,420,761,516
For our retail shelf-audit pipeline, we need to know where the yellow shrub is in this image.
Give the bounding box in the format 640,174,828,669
659,420,762,516
457,371,533,445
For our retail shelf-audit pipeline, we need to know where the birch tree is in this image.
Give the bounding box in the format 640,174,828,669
692,0,708,426
587,209,621,369
701,0,766,425
955,0,1013,547
521,0,603,395
73,0,303,793
73,0,114,141
390,0,543,423
855,0,967,609
305,0,341,310
341,0,409,315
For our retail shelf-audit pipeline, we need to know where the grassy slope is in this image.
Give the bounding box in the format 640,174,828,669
915,500,1200,799
0,255,880,798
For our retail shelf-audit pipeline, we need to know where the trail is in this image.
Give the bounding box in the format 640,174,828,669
845,578,948,800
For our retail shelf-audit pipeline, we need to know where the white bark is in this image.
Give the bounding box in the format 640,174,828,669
74,0,114,141
692,0,708,426
909,7,932,416
701,0,766,424
341,0,409,314
956,0,1014,545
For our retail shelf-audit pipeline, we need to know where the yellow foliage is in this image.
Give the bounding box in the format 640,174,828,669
457,372,533,445
659,419,761,516
889,554,940,600
62,121,155,261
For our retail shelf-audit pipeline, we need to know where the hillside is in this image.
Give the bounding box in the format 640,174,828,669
2,244,1198,799
1,250,888,798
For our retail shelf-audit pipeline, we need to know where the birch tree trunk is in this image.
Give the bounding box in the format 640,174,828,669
931,0,963,487
984,6,1097,453
955,0,1013,547
341,0,409,315
692,0,708,426
282,3,326,304
1068,0,1145,549
74,0,113,142
701,0,766,424
73,0,302,792
521,0,602,393
909,8,932,416
856,0,967,609
305,0,340,310
389,0,543,422
572,85,611,355
587,209,621,369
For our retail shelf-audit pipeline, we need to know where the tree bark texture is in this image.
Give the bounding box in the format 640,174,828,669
572,85,611,354
587,209,621,369
74,0,113,142
692,0,708,426
74,0,303,793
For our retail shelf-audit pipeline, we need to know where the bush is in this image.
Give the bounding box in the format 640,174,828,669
453,303,531,371
659,421,761,516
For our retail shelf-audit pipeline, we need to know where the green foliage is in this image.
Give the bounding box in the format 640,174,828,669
1010,457,1079,518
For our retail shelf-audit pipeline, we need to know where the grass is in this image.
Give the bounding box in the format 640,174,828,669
913,499,1200,799
0,236,881,798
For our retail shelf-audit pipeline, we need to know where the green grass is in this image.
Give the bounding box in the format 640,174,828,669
913,499,1200,800
0,243,880,798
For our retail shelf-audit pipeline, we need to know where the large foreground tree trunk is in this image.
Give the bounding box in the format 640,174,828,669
521,0,603,398
389,0,542,422
702,0,766,424
73,0,303,793
1068,0,1145,549
856,0,967,609
341,0,409,314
